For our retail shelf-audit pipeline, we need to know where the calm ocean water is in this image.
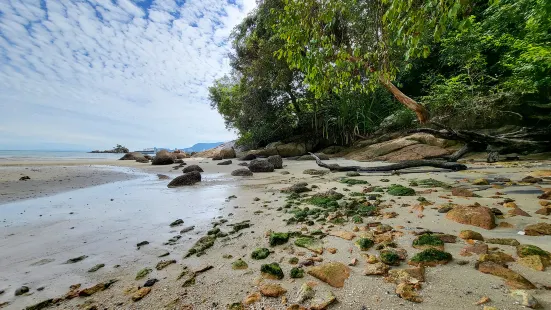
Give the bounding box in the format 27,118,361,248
0,150,123,161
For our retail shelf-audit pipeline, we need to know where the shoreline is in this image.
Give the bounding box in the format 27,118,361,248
0,158,550,309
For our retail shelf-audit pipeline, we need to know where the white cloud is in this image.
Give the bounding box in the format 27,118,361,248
0,0,256,150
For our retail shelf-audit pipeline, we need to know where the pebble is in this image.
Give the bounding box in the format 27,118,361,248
15,286,29,296
143,279,158,287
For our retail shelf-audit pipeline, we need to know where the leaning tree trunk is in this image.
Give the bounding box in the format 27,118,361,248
379,77,430,124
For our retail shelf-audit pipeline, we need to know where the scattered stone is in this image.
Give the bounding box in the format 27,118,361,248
384,266,425,284
518,255,548,271
476,262,536,289
346,171,360,177
267,155,283,169
387,184,415,196
509,207,531,217
522,176,542,184
296,283,315,303
231,168,253,176
261,263,284,279
329,231,356,240
15,286,29,296
478,252,515,265
538,190,551,200
460,243,489,255
260,284,287,297
446,204,496,230
412,234,445,250
248,159,275,172
290,267,304,278
180,226,195,233
232,259,248,270
143,279,158,287
156,260,176,270
186,235,216,257
475,296,491,305
516,244,550,263
303,169,328,176
19,176,31,181
409,248,452,266
137,241,149,247
524,222,551,236
435,234,457,243
380,250,402,266
280,171,290,175
131,287,151,302
459,230,484,241
170,219,184,227
88,264,105,273
510,290,540,309
136,268,152,280
485,238,519,246
355,238,375,251
78,279,118,297
183,165,204,173
251,248,270,260
363,262,389,275
395,283,422,303
65,255,88,264
269,232,290,246
309,290,337,310
167,171,201,187
217,160,232,165
307,262,350,288
244,292,261,305
294,237,323,254
535,207,551,215
451,188,475,197
472,178,490,185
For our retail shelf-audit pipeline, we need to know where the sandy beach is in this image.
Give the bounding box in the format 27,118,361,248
1,157,551,310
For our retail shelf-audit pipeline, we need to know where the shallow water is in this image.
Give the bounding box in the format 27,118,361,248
0,168,241,299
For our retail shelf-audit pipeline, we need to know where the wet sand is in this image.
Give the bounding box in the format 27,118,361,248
1,158,551,309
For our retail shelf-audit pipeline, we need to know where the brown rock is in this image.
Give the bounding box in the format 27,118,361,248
363,262,389,276
375,144,450,161
485,238,520,246
459,230,484,241
131,287,151,302
451,188,475,197
472,178,490,185
460,243,488,256
384,267,425,284
475,296,491,305
503,202,518,208
287,305,308,310
479,252,515,265
524,222,551,236
328,231,356,240
260,284,287,297
78,280,117,297
540,200,551,207
518,255,548,271
535,207,551,215
244,292,261,305
498,222,514,228
395,283,422,303
435,234,457,243
509,207,531,217
446,204,496,230
307,262,350,288
309,291,337,310
477,262,536,289
327,248,337,254
538,190,551,200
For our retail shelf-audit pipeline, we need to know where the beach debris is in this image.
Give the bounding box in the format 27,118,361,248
251,248,270,260
78,279,118,297
15,286,29,296
183,165,204,173
156,259,176,270
143,279,158,287
131,287,151,302
87,264,105,273
445,203,496,230
524,222,551,236
136,241,149,248
261,263,284,279
458,230,483,241
260,283,287,297
510,290,540,308
19,176,31,181
167,171,201,187
307,262,350,288
409,248,452,266
476,262,535,289
65,255,88,264
231,168,253,176
232,259,248,270
135,268,152,280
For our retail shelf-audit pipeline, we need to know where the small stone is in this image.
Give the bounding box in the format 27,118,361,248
485,238,519,246
244,292,261,305
143,279,158,287
349,258,358,266
395,283,422,303
180,226,195,233
296,283,315,303
346,171,360,177
309,290,337,310
509,207,531,217
88,264,105,273
459,230,483,241
328,231,356,240
510,290,540,309
460,243,488,255
327,248,337,254
475,296,491,305
503,202,518,208
169,219,184,227
78,280,118,297
65,255,88,264
131,287,151,302
156,260,176,270
260,284,287,297
451,188,475,197
473,178,490,185
363,262,389,275
15,286,29,296
136,241,149,247
136,268,152,280
251,248,270,259
232,259,248,270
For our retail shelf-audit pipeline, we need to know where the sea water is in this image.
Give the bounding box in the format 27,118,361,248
0,150,123,161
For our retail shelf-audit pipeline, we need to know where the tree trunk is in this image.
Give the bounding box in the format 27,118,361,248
379,77,430,124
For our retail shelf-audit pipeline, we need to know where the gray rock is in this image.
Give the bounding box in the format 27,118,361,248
183,165,204,173
180,226,195,233
152,150,175,165
346,171,360,177
267,155,283,169
217,160,232,165
231,168,253,176
239,154,257,161
143,279,158,287
248,159,274,172
168,171,201,187
297,153,329,160
15,286,29,296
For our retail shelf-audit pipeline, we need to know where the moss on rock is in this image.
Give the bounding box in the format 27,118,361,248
387,184,416,196
269,232,290,246
356,238,375,251
261,263,284,279
251,248,270,260
290,267,304,278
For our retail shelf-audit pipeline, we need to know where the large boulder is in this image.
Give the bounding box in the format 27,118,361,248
276,142,307,157
152,150,175,165
446,204,496,230
267,155,283,169
524,223,551,236
298,153,329,161
219,147,236,159
167,171,201,187
345,137,419,161
174,153,188,159
405,133,457,148
183,165,204,173
247,148,279,157
136,157,150,163
119,152,145,160
376,144,450,161
239,154,257,161
231,168,253,176
320,146,345,155
248,159,275,172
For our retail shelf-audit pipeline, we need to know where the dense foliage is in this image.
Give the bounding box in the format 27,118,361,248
209,0,551,148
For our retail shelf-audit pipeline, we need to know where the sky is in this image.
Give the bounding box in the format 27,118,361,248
0,0,256,151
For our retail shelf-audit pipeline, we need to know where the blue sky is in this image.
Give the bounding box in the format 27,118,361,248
0,0,255,150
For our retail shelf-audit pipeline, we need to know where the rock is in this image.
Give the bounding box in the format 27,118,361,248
244,292,261,305
260,263,284,279
522,176,542,184
167,171,201,187
307,262,350,288
19,176,30,181
267,155,283,169
296,283,315,303
132,287,151,302
485,238,519,246
88,264,105,273
472,178,490,185
78,279,118,296
276,142,307,157
119,152,145,160
170,219,184,227
516,244,550,263
135,268,152,280
180,226,195,233
510,290,540,309
303,169,328,176
251,248,270,259
509,207,531,217
412,234,445,250
309,290,337,310
137,241,149,247
345,137,419,161
143,279,158,287
320,145,345,154
15,286,29,296
280,171,290,175
157,174,170,180
476,262,536,289
435,234,457,243
451,188,475,197
524,222,551,236
260,284,287,297
446,204,496,230
282,183,311,193
183,164,204,173
152,150,175,165
460,243,488,255
290,267,304,278
65,255,88,264
231,168,253,176
219,147,236,159
269,232,289,246
363,262,389,275
535,207,551,215
232,259,248,270
294,237,323,254
538,190,551,200
23,299,55,310
239,154,257,161
387,184,415,196
384,266,425,284
248,159,274,172
217,160,232,165
156,260,176,270
503,202,518,208
328,231,356,240
395,283,422,303
478,252,515,265
518,255,548,271
459,230,484,241
409,248,452,267
298,153,329,160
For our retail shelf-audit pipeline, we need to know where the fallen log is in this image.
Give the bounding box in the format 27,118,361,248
310,153,468,172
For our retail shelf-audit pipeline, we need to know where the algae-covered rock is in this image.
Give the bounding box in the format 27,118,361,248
136,268,152,280
459,230,484,241
340,178,369,185
269,232,289,246
524,222,551,236
251,248,270,260
156,260,176,270
260,263,284,279
409,248,452,266
88,264,105,273
355,238,375,251
232,259,248,270
186,235,216,257
387,184,415,196
290,267,304,278
294,237,323,254
380,250,402,266
412,234,445,250
131,287,151,302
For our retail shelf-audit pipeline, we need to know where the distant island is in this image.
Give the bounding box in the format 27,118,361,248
90,144,129,154
90,143,225,154
181,142,224,153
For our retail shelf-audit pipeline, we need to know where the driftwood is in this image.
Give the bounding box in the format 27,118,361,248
310,153,468,172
